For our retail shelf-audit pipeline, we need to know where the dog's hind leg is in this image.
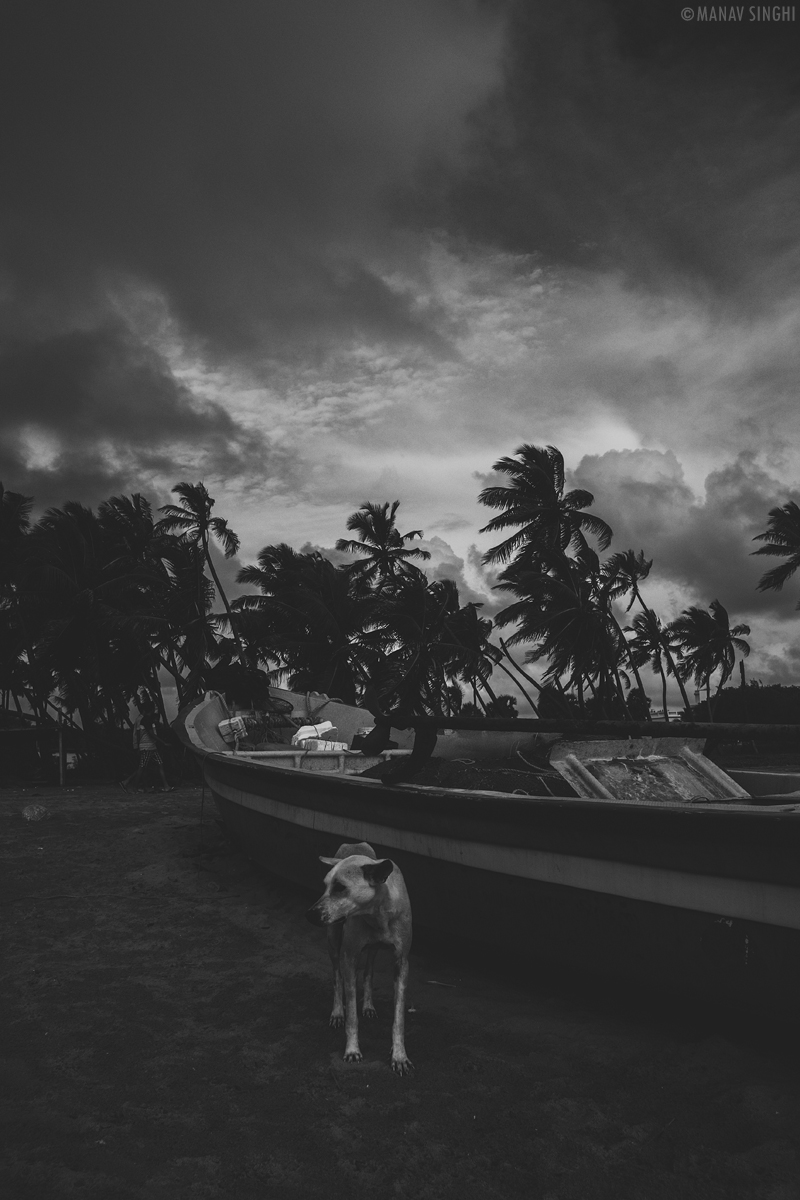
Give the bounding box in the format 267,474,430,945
390,953,413,1075
327,923,344,1029
362,943,379,1019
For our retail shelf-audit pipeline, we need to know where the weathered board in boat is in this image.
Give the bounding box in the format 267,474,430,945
175,692,800,1021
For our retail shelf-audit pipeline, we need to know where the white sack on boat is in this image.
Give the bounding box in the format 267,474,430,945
296,738,349,752
291,721,335,745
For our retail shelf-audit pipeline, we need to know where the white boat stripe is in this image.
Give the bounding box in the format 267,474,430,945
211,776,800,932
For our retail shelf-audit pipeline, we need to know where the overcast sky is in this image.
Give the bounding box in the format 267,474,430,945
3,0,800,696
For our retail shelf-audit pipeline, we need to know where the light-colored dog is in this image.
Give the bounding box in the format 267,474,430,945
306,841,413,1075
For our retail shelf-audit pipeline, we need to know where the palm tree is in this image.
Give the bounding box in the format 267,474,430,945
596,554,654,717
627,609,676,723
0,484,34,593
157,482,245,660
98,493,161,562
236,542,309,595
21,501,151,731
157,538,221,702
235,544,320,683
479,444,613,569
97,491,231,707
97,493,181,711
370,575,493,716
603,548,694,715
668,600,751,720
236,547,389,704
0,485,35,714
753,501,800,600
269,555,388,705
440,599,507,712
603,550,653,612
493,551,618,716
484,694,518,718
335,501,431,588
495,635,580,717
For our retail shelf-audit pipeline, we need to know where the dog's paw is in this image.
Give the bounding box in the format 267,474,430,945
362,1004,378,1020
343,1050,363,1063
391,1056,414,1076
329,1014,344,1029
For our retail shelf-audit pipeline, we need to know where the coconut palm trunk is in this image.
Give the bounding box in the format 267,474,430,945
201,530,245,661
612,665,633,720
658,661,670,722
498,639,574,718
493,657,539,714
608,613,651,718
631,586,693,715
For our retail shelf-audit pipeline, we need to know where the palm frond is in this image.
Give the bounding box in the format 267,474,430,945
209,517,240,558
755,559,800,592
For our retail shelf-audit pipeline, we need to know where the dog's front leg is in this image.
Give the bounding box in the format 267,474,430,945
342,955,362,1062
362,943,378,1019
390,954,413,1075
327,925,344,1028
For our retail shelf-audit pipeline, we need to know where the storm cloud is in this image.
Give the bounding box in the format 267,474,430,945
2,0,800,682
0,322,271,506
0,0,503,504
0,0,502,355
573,447,798,620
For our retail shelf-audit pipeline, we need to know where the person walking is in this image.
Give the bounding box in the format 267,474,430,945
121,694,173,792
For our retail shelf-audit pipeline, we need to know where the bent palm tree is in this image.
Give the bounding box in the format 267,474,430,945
753,501,800,600
336,501,430,589
668,601,750,720
603,548,693,715
493,552,618,716
372,575,494,717
627,610,676,723
158,482,245,660
479,444,613,569
441,599,505,711
603,550,653,612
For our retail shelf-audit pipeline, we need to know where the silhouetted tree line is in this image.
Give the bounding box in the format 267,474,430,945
3,446,799,759
686,683,800,726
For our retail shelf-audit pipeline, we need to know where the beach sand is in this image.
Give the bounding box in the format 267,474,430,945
2,783,800,1199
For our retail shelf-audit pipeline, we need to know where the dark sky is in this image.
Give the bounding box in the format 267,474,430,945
2,0,800,681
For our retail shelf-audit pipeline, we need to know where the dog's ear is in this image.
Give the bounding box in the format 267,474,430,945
319,856,339,866
362,859,394,885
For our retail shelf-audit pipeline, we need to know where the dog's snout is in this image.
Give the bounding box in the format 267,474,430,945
306,905,324,926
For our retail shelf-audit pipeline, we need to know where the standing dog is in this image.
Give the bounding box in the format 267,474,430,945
306,841,413,1075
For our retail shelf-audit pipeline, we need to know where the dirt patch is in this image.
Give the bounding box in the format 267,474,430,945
2,783,800,1199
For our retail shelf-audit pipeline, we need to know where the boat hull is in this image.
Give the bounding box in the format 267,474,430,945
201,748,800,1021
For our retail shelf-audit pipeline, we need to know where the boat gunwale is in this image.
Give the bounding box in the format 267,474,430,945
175,697,800,891
197,748,800,889
197,744,800,821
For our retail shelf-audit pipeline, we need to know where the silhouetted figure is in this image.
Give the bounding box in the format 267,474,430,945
121,693,172,792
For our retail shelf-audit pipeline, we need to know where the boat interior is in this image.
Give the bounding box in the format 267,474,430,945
178,688,800,809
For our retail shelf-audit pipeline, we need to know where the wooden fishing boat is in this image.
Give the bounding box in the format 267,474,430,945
175,690,800,1021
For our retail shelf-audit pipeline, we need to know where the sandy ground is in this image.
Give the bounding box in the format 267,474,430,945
3,784,800,1200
